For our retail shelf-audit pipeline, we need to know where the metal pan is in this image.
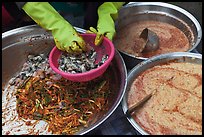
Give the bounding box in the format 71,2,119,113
121,52,202,135
2,25,127,135
114,2,202,70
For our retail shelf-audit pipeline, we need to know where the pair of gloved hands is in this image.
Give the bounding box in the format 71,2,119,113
22,2,125,54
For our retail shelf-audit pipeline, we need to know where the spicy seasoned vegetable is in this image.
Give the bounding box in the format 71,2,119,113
15,54,111,135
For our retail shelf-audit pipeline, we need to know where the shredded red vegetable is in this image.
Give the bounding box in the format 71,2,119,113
15,71,111,135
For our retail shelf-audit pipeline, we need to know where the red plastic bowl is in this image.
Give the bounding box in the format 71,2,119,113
49,33,115,82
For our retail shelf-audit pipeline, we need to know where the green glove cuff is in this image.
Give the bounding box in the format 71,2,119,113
23,2,86,53
97,2,125,40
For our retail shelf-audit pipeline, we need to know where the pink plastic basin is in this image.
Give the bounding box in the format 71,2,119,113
49,33,115,82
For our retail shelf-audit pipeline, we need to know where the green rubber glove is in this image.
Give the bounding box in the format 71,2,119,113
87,2,125,46
22,2,86,53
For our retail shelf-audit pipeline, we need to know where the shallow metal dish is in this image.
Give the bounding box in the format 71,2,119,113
114,2,202,70
2,25,127,135
121,52,202,135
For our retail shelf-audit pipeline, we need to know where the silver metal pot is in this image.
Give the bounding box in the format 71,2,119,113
2,25,127,135
114,2,202,70
121,52,202,135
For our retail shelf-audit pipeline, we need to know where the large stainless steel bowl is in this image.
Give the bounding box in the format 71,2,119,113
2,25,127,135
122,52,202,135
114,2,202,70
